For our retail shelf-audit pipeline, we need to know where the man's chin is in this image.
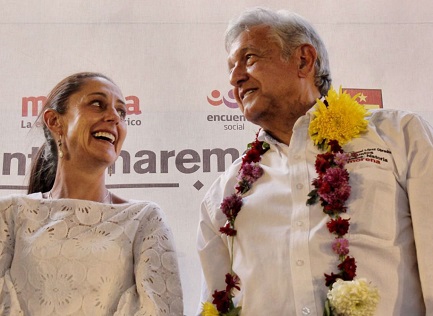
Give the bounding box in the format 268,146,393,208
242,110,261,126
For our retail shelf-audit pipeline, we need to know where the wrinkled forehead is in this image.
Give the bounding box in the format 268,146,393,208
227,25,278,64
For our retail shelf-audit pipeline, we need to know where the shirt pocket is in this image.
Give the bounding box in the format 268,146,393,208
346,167,406,245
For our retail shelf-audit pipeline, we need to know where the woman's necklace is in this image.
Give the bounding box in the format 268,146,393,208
47,189,112,204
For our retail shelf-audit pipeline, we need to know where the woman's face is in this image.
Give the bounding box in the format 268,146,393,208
60,77,127,168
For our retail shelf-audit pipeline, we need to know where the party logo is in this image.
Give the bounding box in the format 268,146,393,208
344,88,383,109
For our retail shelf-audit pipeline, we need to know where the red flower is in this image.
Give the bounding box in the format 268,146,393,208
315,152,334,174
323,203,347,215
225,273,241,292
317,180,332,195
311,177,322,189
327,217,350,236
219,223,237,236
338,256,357,280
324,272,341,287
243,138,269,164
212,289,231,313
243,146,262,163
328,140,342,153
242,139,269,163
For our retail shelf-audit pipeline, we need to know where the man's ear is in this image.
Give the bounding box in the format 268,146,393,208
296,43,317,77
43,109,63,134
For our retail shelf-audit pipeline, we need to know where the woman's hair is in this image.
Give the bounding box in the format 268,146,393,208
27,72,115,194
225,7,331,96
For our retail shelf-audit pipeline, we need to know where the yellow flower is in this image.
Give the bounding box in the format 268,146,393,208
309,86,369,151
201,302,220,316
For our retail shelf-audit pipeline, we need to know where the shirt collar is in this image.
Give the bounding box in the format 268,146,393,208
257,103,317,144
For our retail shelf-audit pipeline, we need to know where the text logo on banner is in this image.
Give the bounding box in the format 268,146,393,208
20,95,144,128
206,89,247,131
207,89,238,108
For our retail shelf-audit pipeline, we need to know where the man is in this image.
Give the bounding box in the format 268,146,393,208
197,7,432,316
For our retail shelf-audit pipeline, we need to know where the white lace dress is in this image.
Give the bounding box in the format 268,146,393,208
0,193,183,315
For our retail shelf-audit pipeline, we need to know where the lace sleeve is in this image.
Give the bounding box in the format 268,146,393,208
0,196,15,277
133,203,183,316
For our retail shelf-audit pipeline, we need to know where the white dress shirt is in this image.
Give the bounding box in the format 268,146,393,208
198,108,433,315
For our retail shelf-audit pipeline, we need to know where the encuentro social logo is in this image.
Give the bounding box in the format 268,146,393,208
207,89,238,108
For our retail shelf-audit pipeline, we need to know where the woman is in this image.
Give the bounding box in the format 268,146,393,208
0,72,183,315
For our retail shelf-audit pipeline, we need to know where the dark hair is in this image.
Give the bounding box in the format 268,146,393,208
27,72,115,194
225,7,332,96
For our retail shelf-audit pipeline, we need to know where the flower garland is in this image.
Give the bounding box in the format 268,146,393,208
307,86,380,316
201,132,269,316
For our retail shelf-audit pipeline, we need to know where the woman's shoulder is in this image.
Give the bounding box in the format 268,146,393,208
112,198,166,217
0,193,44,215
0,192,41,204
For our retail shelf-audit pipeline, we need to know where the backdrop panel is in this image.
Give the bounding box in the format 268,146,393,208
1,1,433,315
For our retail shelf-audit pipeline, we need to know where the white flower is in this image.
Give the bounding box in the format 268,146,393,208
28,261,86,315
82,263,126,315
61,222,123,261
327,278,380,316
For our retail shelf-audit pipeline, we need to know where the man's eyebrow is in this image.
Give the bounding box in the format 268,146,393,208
227,45,264,71
227,47,253,67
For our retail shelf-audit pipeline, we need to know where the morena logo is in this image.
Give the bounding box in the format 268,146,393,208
21,95,142,117
20,96,143,128
207,89,238,109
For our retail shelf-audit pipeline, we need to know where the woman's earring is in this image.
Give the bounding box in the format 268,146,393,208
58,134,64,158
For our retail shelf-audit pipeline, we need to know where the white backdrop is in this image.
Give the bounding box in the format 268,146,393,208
1,1,433,315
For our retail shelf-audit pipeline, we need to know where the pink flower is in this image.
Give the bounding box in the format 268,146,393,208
322,167,349,187
237,162,264,183
319,184,351,208
332,238,350,255
334,152,350,167
220,194,243,220
317,167,351,212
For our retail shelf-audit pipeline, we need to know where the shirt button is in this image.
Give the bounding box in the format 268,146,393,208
296,183,304,190
296,221,303,227
302,307,311,315
296,260,304,266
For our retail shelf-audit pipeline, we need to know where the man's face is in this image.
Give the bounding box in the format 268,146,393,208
227,25,300,127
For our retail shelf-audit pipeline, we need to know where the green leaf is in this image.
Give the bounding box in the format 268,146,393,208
318,140,327,151
323,298,333,316
306,189,319,205
224,307,242,316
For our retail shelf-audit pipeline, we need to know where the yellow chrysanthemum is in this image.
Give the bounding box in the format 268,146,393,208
309,86,369,151
201,302,220,316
